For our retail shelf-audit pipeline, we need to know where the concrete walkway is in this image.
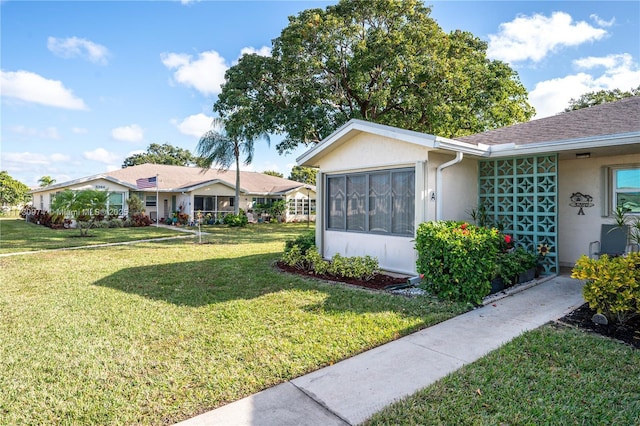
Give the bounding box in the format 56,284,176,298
177,275,585,426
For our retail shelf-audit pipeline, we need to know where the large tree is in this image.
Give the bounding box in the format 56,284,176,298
196,118,269,215
0,171,30,206
122,143,204,168
289,166,317,186
214,0,534,153
564,86,640,112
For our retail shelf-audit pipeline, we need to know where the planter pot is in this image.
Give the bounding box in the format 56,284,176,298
490,277,505,294
518,268,536,284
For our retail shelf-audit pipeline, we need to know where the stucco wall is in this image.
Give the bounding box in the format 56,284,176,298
558,153,640,267
324,230,417,274
316,132,428,172
32,179,130,212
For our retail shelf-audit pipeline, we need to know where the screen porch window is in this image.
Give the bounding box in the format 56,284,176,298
614,167,640,213
327,168,415,236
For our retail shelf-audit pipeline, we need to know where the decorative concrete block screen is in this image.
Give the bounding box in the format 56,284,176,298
479,155,558,274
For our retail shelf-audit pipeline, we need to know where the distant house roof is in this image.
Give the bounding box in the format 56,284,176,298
455,96,640,146
32,163,313,195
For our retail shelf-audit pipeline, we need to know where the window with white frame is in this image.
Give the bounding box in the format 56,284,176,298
108,192,124,216
145,195,157,207
288,198,316,215
326,168,415,236
613,166,640,213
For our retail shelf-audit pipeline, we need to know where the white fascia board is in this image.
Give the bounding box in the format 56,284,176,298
433,136,489,156
180,179,238,192
486,131,640,157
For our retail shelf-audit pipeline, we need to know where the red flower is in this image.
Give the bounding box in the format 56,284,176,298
504,235,512,244
460,223,468,230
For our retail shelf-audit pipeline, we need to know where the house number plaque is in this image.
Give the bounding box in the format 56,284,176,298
569,192,594,215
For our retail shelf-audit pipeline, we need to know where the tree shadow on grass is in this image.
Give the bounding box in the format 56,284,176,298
92,252,429,317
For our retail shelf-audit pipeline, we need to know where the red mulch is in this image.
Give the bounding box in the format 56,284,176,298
274,261,408,290
557,303,639,350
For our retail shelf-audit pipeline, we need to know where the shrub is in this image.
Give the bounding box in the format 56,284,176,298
497,247,538,286
223,212,248,227
572,253,640,325
284,230,316,255
327,253,379,281
305,248,330,275
415,221,502,304
108,218,124,228
131,213,152,227
282,245,306,269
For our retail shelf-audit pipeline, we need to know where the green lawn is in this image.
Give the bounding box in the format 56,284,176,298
0,218,181,254
0,223,468,425
365,325,640,425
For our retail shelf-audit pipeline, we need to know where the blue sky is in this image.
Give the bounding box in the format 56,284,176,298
1,1,638,187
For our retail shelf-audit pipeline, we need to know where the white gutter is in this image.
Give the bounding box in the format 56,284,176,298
436,151,463,221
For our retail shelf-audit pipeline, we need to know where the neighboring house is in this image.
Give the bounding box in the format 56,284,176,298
297,96,640,275
30,163,316,223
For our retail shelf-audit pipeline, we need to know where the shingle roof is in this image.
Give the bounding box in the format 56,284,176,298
456,96,640,146
102,163,310,194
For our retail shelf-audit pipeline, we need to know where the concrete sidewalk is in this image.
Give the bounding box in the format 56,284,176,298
177,276,584,426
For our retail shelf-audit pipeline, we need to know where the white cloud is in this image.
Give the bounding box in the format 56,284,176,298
590,14,615,28
72,127,88,134
2,152,71,169
111,124,144,143
83,147,121,164
529,53,640,118
160,50,227,96
172,113,213,138
9,125,60,139
487,12,608,63
47,36,110,65
0,69,88,110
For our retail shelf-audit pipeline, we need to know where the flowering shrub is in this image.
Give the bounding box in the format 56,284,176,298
415,221,502,304
571,253,640,325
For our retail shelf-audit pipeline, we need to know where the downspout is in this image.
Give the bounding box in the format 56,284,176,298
436,151,463,221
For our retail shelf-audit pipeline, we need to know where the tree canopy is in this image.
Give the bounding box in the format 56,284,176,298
0,171,31,206
262,170,284,178
289,166,317,186
564,86,639,112
214,0,534,153
38,176,56,187
122,143,204,168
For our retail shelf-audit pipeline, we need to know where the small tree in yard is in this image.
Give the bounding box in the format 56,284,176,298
126,195,144,218
51,189,109,236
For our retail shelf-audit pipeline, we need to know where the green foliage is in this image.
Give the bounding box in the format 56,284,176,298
37,175,56,187
289,166,317,185
51,189,109,236
0,171,31,206
284,230,316,255
122,143,204,168
262,170,283,178
214,0,534,153
496,247,537,286
416,221,501,304
327,253,380,281
564,86,639,112
572,253,640,325
268,199,287,219
223,211,248,227
126,195,144,218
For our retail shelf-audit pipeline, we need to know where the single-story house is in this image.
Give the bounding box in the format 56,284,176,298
297,96,640,275
31,163,316,223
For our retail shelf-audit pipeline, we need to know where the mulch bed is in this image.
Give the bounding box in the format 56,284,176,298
274,261,408,290
557,303,640,350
